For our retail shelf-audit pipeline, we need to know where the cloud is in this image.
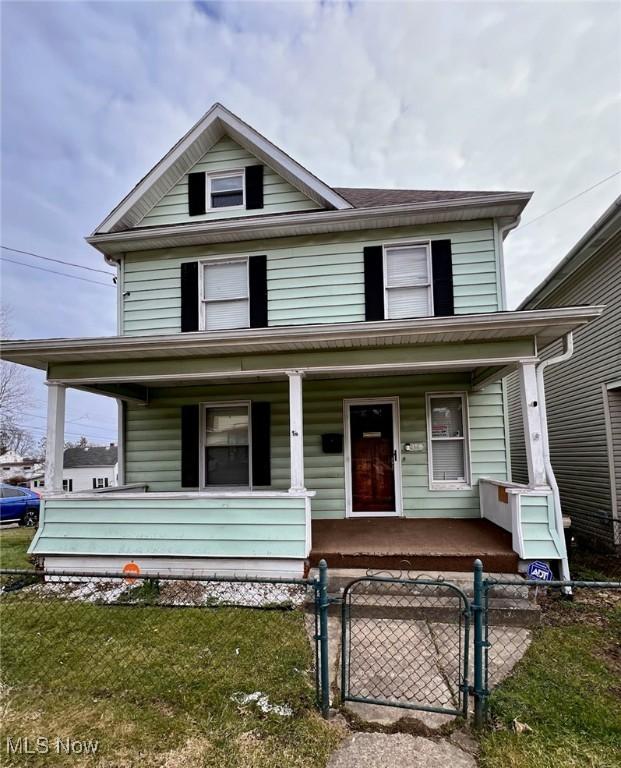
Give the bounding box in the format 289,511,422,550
1,0,620,438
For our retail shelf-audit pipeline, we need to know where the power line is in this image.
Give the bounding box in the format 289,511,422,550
519,170,621,230
1,256,115,287
1,245,115,276
12,422,116,442
19,410,117,433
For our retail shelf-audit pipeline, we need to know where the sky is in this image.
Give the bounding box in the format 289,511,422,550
1,0,620,449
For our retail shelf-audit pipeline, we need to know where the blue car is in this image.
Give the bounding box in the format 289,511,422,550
0,483,40,527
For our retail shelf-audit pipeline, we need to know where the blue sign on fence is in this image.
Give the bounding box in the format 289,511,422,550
527,561,553,581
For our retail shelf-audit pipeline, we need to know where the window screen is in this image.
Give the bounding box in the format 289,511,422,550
202,260,249,331
204,405,250,486
428,395,468,485
385,244,432,319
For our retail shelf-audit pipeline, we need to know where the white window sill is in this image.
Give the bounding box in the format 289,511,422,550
429,482,471,492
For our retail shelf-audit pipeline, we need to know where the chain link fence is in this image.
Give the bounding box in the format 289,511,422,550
480,557,621,725
340,576,470,717
0,568,323,726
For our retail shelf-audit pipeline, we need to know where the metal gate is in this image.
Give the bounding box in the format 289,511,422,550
340,576,471,717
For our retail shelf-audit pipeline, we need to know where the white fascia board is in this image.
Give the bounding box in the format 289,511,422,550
0,306,604,369
87,191,533,257
93,103,351,235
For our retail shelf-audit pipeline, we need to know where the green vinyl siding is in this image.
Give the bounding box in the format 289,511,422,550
30,496,307,559
121,220,499,335
138,135,320,228
124,373,508,518
519,493,563,560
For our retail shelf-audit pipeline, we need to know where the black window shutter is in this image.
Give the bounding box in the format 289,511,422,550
363,246,385,321
188,172,206,216
251,402,271,486
181,404,200,488
180,262,199,332
245,165,264,210
249,255,268,328
431,240,455,316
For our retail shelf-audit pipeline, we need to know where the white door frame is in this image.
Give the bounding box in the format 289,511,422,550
343,396,403,518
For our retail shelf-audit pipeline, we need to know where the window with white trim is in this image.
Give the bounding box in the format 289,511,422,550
201,258,249,331
93,477,109,489
208,171,244,209
63,479,73,492
202,403,250,487
426,394,470,488
384,243,432,319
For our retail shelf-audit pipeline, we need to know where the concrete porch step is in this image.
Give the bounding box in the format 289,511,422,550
307,568,540,627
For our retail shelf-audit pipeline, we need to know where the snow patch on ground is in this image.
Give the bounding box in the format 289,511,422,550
7,577,307,608
230,691,294,717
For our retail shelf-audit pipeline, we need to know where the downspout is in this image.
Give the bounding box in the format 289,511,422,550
496,215,521,311
535,332,574,582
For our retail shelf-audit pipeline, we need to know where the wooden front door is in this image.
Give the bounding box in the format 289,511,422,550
349,402,397,514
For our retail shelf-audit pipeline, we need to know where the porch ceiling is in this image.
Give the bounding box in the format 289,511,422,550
0,306,603,374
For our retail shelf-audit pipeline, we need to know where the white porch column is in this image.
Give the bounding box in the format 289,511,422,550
287,370,305,492
518,362,547,487
45,383,66,493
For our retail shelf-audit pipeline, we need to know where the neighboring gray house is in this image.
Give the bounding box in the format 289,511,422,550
508,196,621,551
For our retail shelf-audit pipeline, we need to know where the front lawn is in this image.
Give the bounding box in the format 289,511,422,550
0,526,35,569
0,587,342,767
480,590,621,768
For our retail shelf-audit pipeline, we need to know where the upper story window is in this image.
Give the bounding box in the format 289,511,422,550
208,171,244,209
384,243,433,319
201,258,249,331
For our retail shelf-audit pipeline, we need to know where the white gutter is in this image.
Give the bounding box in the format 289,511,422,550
535,332,574,584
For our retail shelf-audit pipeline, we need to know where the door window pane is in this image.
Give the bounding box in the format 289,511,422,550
204,406,250,486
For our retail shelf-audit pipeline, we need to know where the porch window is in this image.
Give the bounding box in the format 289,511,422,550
202,403,250,487
426,394,470,488
208,171,244,209
201,259,249,331
384,243,432,319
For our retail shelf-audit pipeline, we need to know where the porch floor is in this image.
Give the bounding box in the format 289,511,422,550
309,518,518,573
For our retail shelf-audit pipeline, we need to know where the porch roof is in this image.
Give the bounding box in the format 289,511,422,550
1,306,602,372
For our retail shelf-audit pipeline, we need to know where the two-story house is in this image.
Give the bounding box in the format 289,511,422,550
2,104,602,578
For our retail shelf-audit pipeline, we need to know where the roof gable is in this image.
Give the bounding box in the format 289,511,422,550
95,103,352,234
137,135,321,228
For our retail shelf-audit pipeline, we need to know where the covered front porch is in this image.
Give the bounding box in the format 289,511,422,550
2,308,600,577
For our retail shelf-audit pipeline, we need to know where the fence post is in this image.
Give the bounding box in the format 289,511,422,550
318,558,330,718
473,558,486,728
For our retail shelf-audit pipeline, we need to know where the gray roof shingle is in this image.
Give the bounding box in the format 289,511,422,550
63,445,118,468
332,187,525,209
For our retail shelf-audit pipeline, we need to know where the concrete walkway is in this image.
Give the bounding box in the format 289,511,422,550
327,733,477,768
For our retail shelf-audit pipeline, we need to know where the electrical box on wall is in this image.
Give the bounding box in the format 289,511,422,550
321,433,343,454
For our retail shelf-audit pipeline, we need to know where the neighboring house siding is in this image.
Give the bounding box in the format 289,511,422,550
138,136,320,227
508,231,621,547
121,220,499,335
124,374,507,519
62,465,117,492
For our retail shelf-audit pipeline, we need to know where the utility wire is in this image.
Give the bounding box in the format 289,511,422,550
1,245,115,276
19,410,117,433
1,256,115,287
519,170,621,230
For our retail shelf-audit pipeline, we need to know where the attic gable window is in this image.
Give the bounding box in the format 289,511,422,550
383,243,433,319
208,171,244,209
